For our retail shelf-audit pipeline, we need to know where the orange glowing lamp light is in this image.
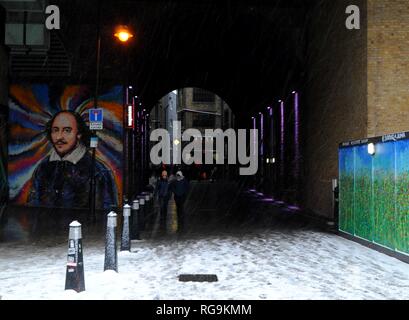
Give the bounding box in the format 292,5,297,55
114,26,134,42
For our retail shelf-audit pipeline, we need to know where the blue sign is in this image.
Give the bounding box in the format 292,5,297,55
89,109,103,122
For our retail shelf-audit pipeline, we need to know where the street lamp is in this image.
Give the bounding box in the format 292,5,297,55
114,25,134,43
90,5,134,221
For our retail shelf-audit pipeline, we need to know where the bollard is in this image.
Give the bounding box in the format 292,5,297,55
139,195,146,231
131,199,140,240
104,211,118,272
120,204,131,251
65,221,85,292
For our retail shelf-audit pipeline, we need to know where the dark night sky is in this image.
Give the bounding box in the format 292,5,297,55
50,0,313,121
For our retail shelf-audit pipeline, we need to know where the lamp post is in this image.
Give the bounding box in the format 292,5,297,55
89,1,134,221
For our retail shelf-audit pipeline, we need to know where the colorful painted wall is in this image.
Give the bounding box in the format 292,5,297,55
339,133,409,255
0,131,6,206
8,84,124,210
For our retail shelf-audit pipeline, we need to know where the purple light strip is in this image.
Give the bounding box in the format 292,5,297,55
269,106,274,160
287,205,301,211
280,100,285,179
260,113,264,156
253,116,257,156
294,92,300,184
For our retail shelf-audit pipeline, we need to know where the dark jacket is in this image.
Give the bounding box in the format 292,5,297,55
28,152,118,210
170,178,190,198
155,178,170,200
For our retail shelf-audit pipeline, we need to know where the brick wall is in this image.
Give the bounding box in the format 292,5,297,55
367,0,409,137
303,0,409,219
302,0,367,219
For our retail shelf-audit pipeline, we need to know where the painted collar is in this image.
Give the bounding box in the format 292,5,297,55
49,143,87,164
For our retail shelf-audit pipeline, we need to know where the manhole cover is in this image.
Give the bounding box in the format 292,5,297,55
178,274,218,282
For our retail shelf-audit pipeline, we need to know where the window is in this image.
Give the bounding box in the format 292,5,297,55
5,11,49,49
192,113,215,127
193,88,215,103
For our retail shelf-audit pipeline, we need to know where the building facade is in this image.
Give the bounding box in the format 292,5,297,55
177,88,234,134
177,88,234,180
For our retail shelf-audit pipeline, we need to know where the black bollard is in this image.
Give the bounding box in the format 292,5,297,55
131,199,140,240
120,204,131,251
65,221,85,292
104,211,118,272
139,195,146,231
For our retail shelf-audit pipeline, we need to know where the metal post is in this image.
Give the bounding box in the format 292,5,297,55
138,195,145,231
332,179,339,231
120,204,131,251
65,221,85,292
90,0,102,222
104,212,118,272
131,199,140,240
221,100,225,180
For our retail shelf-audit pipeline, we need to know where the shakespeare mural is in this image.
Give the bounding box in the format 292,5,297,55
8,84,124,210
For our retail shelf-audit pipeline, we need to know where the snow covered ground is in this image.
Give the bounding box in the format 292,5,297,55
1,227,409,300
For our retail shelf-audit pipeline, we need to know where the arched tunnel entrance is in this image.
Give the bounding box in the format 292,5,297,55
125,85,305,237
108,0,310,238
1,0,409,300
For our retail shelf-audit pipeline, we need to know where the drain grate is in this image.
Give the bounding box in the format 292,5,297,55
178,274,218,282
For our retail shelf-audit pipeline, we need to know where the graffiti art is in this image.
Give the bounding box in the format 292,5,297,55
8,84,124,210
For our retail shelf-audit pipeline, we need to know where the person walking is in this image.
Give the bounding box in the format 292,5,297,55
155,170,171,232
148,171,157,193
170,170,190,234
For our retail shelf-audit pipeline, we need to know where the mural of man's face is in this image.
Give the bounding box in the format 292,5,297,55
51,112,82,157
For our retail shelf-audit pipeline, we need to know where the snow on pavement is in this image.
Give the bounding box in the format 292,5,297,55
0,229,409,300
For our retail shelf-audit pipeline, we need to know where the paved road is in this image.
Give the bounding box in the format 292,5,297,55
0,181,326,243
143,180,322,240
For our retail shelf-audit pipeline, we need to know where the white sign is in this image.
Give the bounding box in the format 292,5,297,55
90,122,103,130
127,105,134,128
90,136,99,148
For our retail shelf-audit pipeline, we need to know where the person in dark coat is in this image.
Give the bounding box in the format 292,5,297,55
28,110,117,210
170,170,189,233
155,170,171,231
